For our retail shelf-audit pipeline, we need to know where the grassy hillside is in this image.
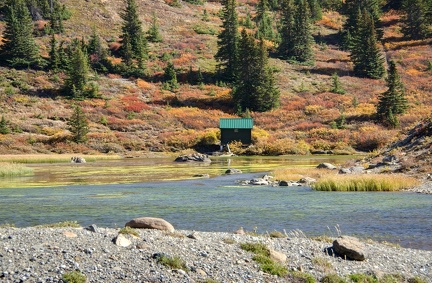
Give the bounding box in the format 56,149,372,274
0,0,431,156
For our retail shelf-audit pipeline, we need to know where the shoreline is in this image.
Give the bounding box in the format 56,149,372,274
1,227,431,282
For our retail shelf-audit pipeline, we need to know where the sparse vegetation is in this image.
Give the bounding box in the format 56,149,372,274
62,270,87,283
156,254,189,272
240,242,288,277
119,226,139,237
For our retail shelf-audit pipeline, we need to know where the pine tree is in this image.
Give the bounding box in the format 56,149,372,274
0,116,11,134
215,0,240,82
48,33,60,72
308,0,322,21
376,60,408,127
147,12,163,42
278,0,295,59
0,0,40,68
163,62,179,91
291,0,315,62
233,29,279,112
64,45,90,99
120,0,147,68
331,73,346,94
350,9,385,79
401,0,430,40
68,105,89,143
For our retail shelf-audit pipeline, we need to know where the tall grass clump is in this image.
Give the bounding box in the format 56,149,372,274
0,162,33,177
312,174,420,192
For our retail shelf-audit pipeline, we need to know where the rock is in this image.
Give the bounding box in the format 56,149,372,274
113,234,131,247
175,153,211,163
187,232,200,240
234,227,245,235
339,168,351,174
225,168,242,174
192,174,210,178
382,155,398,164
62,231,77,238
86,224,99,233
299,177,316,185
70,156,86,163
125,217,175,232
317,163,337,170
278,180,290,186
332,236,367,261
269,249,287,263
339,166,365,174
250,178,269,185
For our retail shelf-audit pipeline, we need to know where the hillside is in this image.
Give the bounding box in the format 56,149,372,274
0,0,432,157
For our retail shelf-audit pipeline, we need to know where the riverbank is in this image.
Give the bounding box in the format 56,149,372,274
1,227,431,283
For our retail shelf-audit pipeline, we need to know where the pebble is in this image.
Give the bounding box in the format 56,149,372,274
0,227,431,282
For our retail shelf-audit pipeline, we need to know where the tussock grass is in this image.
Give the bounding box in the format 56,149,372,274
273,167,334,182
240,242,288,277
62,270,86,283
119,226,139,237
0,162,33,177
156,254,189,272
312,174,420,192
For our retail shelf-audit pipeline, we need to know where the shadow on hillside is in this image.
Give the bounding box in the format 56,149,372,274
147,70,217,85
26,89,61,98
313,32,340,47
306,67,352,77
381,18,399,28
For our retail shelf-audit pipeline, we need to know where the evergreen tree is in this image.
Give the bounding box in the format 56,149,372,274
64,45,90,99
87,26,109,72
401,0,430,40
0,116,11,134
215,0,240,82
278,0,314,62
233,29,279,112
120,0,147,68
308,0,322,21
163,62,179,91
0,0,40,68
331,73,346,94
278,0,295,59
68,105,89,143
48,33,60,72
376,60,408,127
350,9,385,79
147,12,163,42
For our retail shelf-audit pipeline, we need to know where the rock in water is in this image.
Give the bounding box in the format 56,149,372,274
332,235,367,261
125,217,175,233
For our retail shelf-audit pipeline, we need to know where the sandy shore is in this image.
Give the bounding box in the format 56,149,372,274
1,227,431,283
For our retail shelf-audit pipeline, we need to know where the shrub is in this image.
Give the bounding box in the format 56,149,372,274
62,270,86,283
119,226,139,237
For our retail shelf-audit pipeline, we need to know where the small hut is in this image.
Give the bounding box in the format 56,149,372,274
219,118,253,146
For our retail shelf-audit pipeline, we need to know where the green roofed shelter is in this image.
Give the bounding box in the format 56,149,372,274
219,118,253,145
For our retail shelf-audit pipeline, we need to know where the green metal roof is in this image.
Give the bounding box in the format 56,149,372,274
219,118,253,129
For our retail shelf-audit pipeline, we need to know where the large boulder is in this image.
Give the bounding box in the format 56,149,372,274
225,168,242,174
332,236,367,261
125,217,175,232
175,153,211,163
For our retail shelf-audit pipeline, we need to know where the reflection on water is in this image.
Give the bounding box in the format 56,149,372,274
1,171,432,251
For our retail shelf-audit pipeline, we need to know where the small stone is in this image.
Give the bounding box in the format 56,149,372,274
113,234,131,247
62,231,77,238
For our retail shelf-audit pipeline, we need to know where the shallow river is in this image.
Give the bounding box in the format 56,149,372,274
0,156,431,251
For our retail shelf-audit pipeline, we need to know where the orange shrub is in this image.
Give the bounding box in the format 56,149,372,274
121,94,150,113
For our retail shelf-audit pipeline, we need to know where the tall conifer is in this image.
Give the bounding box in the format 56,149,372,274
0,0,40,68
215,0,239,82
120,0,147,69
278,0,295,59
64,45,90,99
233,29,279,112
377,60,408,127
350,9,385,79
401,0,430,40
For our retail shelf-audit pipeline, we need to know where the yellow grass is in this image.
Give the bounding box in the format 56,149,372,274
273,167,335,181
312,174,420,192
0,154,120,164
0,162,33,177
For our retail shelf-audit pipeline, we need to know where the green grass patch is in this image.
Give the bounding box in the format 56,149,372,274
240,242,288,277
321,273,347,283
0,162,33,177
119,226,139,237
157,254,189,272
62,270,86,283
349,273,378,283
312,174,420,192
35,221,81,228
288,271,316,283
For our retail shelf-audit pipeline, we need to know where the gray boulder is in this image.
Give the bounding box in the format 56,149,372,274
70,156,86,163
175,153,211,163
299,177,317,185
125,217,175,232
225,168,242,174
317,163,337,170
332,235,367,261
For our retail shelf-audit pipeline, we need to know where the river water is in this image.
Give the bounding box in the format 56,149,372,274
0,156,431,251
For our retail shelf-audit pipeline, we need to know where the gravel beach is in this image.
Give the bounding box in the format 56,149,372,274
1,227,431,283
